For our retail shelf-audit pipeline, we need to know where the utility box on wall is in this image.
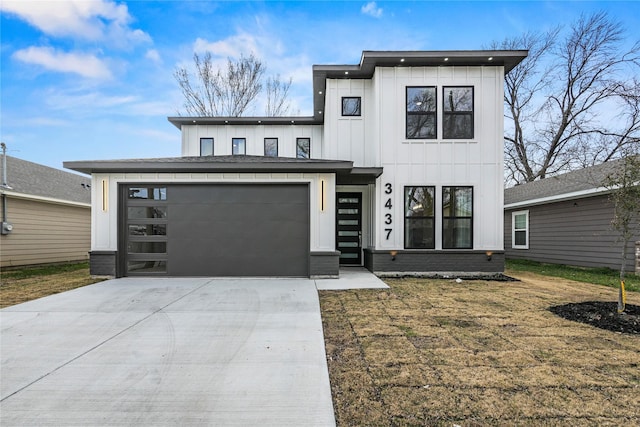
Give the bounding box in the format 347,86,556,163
1,221,13,235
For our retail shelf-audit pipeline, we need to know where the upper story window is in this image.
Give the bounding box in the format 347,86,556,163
296,137,310,159
200,138,213,156
342,97,361,116
232,138,246,155
406,87,436,139
512,210,529,249
443,87,474,139
442,186,473,249
264,138,278,157
404,186,435,249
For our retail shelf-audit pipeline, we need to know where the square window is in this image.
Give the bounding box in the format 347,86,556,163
406,87,436,139
232,138,246,155
442,186,473,249
512,210,529,249
296,137,310,159
200,138,214,156
264,138,278,157
404,186,435,249
443,87,474,139
342,97,361,116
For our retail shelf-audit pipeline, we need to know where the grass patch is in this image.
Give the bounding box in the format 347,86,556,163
506,258,640,292
321,274,640,426
0,262,104,308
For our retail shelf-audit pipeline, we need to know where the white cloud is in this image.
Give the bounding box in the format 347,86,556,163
0,0,151,47
361,2,383,18
193,33,260,58
145,49,162,64
13,46,112,79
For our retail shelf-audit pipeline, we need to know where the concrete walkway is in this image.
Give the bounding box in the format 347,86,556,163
1,278,340,426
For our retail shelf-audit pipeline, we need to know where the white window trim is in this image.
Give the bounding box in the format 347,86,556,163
512,210,529,249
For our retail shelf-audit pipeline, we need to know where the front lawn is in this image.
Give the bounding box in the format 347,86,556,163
506,258,640,292
320,273,640,426
0,262,103,308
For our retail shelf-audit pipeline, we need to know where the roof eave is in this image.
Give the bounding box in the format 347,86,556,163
63,159,355,175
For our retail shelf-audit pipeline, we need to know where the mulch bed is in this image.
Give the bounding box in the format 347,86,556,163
549,302,640,334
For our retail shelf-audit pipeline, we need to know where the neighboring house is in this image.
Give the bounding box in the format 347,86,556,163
0,155,91,268
504,158,639,272
65,49,527,278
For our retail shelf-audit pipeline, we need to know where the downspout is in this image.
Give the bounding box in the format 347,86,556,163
1,142,10,225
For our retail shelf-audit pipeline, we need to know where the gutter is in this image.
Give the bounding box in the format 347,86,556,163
504,186,612,210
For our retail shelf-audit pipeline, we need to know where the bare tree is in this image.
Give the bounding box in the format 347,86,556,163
602,151,640,313
175,52,278,117
265,75,293,116
495,12,640,184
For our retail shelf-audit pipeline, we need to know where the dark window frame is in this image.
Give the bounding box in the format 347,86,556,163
406,86,437,140
296,137,310,159
404,186,436,249
200,138,214,156
342,97,362,116
443,86,474,139
442,186,473,249
232,137,246,155
264,137,278,157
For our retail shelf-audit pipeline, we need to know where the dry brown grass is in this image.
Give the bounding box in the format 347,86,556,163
0,265,103,308
320,271,640,426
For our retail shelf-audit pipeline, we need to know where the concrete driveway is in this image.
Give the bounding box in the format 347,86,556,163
1,278,336,426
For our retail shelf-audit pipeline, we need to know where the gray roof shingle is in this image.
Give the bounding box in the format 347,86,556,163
1,156,91,204
504,158,626,206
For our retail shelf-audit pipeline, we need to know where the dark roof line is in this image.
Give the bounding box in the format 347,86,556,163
169,49,528,128
64,155,357,175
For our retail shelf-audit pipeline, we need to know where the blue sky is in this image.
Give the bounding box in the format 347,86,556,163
1,0,639,171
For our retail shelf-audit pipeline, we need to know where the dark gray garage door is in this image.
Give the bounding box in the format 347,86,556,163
123,184,309,277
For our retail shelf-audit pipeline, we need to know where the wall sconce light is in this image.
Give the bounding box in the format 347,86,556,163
486,251,493,261
390,250,398,261
320,179,326,212
101,179,108,212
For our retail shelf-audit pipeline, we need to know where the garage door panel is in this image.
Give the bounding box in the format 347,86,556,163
164,184,309,277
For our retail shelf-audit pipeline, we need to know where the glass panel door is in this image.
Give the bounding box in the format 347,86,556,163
336,192,362,265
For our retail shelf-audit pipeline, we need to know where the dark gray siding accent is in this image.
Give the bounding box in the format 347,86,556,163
310,251,340,277
167,184,310,277
504,194,639,271
364,249,504,273
90,251,116,276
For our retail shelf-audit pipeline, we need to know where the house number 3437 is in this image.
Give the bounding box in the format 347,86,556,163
384,183,393,240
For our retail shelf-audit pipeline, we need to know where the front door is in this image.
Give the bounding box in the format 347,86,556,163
336,192,362,265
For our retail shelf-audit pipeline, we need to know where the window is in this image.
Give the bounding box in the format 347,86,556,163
512,210,529,249
200,138,214,156
232,138,246,155
264,138,278,157
442,186,473,249
342,97,361,116
404,186,435,249
443,86,473,139
406,87,436,139
296,137,310,159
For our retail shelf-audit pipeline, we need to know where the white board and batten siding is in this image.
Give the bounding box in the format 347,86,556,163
322,66,506,252
181,125,323,158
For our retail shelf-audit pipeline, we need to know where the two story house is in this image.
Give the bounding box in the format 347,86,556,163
65,50,527,278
